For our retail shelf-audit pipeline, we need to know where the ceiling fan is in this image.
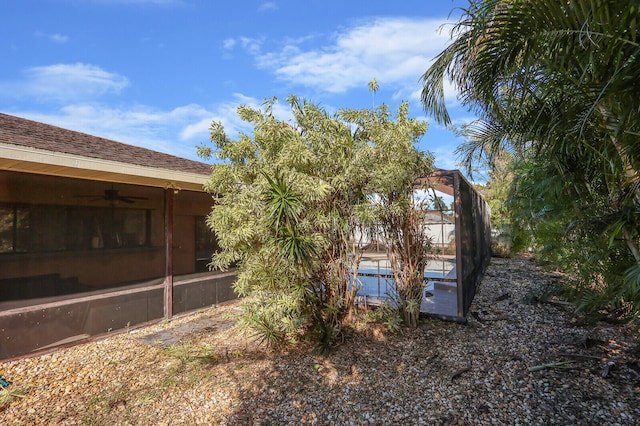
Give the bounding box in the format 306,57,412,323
74,186,148,204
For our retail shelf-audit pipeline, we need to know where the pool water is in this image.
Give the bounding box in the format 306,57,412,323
351,269,446,299
351,257,455,299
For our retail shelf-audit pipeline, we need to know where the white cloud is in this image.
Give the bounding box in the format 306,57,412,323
50,33,70,43
0,63,129,102
179,94,294,142
8,94,296,162
449,115,477,128
14,103,208,160
258,2,277,12
36,32,69,43
180,117,215,140
428,145,461,170
224,36,263,55
1,17,465,167
254,17,454,100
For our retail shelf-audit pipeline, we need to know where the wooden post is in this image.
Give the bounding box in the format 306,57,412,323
164,188,174,319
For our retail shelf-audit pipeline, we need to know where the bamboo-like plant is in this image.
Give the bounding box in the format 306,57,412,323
340,99,434,328
200,91,435,349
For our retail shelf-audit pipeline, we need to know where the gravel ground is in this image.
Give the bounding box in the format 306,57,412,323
1,256,639,425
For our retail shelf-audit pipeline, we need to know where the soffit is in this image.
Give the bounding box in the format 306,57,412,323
0,143,209,192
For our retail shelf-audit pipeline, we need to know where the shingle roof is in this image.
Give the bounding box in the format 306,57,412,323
0,113,211,176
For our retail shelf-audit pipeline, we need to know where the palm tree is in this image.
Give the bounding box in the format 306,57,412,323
421,0,640,320
422,0,639,169
368,78,379,108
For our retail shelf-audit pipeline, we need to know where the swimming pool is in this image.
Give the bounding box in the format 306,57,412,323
352,257,454,299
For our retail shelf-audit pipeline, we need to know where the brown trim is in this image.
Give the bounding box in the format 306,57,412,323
0,155,208,192
0,317,163,363
416,169,456,196
1,297,239,363
453,172,464,319
173,270,237,285
164,188,174,318
0,282,165,317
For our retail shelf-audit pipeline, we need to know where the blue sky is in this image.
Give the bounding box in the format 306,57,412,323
0,0,473,173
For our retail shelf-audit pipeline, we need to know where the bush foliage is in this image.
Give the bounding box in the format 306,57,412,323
199,95,434,351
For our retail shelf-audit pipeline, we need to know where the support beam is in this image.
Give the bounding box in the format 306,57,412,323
416,169,456,196
163,188,174,318
453,172,464,319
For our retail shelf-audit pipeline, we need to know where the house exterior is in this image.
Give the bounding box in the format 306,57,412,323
0,113,491,358
0,113,235,360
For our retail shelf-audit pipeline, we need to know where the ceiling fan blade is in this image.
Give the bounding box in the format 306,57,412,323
116,197,137,204
74,187,148,204
73,195,103,201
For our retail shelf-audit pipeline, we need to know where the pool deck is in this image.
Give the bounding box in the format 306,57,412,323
421,280,458,318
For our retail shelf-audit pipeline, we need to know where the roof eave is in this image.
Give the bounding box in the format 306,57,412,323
0,142,210,192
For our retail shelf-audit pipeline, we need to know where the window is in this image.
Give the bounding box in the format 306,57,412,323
195,216,219,272
0,206,14,252
0,203,150,254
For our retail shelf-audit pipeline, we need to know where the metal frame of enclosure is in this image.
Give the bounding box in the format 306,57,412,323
418,169,492,321
452,171,492,319
356,169,491,323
